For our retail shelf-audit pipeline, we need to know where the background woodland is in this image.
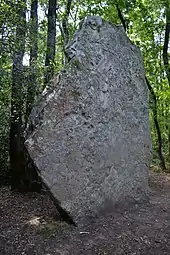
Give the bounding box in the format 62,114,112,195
0,0,170,190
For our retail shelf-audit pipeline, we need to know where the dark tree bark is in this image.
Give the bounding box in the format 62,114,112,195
62,0,72,46
10,0,41,191
163,2,170,162
145,77,166,170
9,0,27,190
116,4,127,32
163,3,170,85
26,0,38,121
44,0,57,86
60,0,73,63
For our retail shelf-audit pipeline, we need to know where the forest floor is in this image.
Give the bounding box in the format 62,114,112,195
0,171,170,255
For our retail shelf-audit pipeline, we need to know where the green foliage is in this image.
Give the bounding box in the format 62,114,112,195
0,0,170,184
0,49,11,184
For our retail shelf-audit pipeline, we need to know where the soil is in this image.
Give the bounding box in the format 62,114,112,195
0,171,170,255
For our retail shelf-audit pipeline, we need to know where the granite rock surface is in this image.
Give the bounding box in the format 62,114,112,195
25,16,152,225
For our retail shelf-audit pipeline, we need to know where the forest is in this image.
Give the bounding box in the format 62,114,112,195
0,0,170,190
0,1,170,254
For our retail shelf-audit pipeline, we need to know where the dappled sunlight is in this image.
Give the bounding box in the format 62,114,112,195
27,216,41,226
26,215,60,232
1,1,170,254
165,174,170,182
0,171,170,254
25,213,73,238
26,215,59,229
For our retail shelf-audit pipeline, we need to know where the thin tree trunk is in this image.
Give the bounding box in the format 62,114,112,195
62,0,72,46
61,0,73,63
10,0,41,191
24,0,41,192
10,0,27,190
163,2,170,162
146,77,166,170
44,0,57,86
163,2,170,85
116,4,127,32
26,0,38,121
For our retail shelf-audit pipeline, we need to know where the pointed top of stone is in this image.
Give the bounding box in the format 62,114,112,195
26,16,152,226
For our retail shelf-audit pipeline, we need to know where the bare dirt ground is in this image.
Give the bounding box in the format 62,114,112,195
0,171,170,255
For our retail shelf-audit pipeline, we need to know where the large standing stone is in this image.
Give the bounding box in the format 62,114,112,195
25,16,152,225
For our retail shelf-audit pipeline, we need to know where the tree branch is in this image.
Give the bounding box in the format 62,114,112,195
62,0,73,46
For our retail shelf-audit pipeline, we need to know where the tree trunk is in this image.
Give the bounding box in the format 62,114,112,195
44,0,57,86
10,0,26,190
163,2,170,163
163,2,170,85
116,4,127,32
10,0,41,191
146,77,166,171
25,0,38,121
62,0,72,46
61,0,73,63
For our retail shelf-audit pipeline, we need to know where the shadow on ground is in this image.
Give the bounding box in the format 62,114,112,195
0,171,170,255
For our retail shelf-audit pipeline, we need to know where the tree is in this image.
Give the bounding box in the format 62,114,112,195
62,0,73,46
0,0,18,185
44,0,57,85
26,0,39,121
9,0,41,191
163,1,170,161
146,77,166,170
9,0,27,190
